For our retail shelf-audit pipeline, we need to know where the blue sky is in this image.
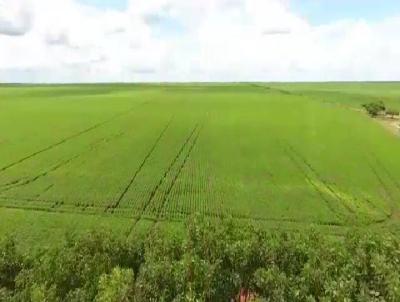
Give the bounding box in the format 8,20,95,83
80,0,400,24
292,0,400,24
79,0,127,10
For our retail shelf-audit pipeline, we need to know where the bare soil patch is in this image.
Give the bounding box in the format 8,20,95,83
351,105,400,137
376,116,400,137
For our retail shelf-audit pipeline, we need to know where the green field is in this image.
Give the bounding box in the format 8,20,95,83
1,83,400,244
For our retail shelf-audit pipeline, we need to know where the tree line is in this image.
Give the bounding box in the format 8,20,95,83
1,217,400,301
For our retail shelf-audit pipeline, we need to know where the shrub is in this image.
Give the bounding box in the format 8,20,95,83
362,101,386,117
95,267,135,302
1,219,400,301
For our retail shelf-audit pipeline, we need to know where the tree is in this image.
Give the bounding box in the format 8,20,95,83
95,267,135,302
2,219,400,301
362,101,386,117
251,267,288,301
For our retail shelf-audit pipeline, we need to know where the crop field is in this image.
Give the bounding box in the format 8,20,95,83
1,83,400,242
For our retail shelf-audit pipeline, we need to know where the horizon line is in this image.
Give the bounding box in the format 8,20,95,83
1,81,400,86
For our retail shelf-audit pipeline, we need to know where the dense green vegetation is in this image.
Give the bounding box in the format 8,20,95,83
1,83,400,241
0,83,400,300
1,218,400,301
362,101,386,117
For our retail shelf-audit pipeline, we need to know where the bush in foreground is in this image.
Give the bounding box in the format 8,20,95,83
1,218,400,301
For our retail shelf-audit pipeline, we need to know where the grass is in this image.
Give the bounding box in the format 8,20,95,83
0,83,400,246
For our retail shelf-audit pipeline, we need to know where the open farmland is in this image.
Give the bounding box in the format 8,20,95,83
1,83,400,243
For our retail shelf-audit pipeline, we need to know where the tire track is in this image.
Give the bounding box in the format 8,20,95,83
0,196,55,204
155,127,201,220
0,104,141,174
360,193,391,219
285,143,356,215
136,125,199,215
370,153,400,194
370,155,400,219
288,146,389,222
147,130,201,234
0,155,80,194
88,131,125,151
0,178,29,188
282,145,342,219
130,124,200,227
34,184,54,199
0,130,127,194
106,119,174,212
0,195,349,228
367,161,396,217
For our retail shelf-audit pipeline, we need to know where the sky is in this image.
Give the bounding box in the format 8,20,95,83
0,0,400,83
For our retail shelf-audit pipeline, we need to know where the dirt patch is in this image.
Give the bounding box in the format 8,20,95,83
350,106,400,136
376,116,400,137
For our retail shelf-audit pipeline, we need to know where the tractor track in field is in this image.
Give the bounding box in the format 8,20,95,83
282,144,343,219
154,126,201,220
50,200,65,209
106,118,174,212
0,193,385,229
286,144,356,214
130,124,200,230
88,131,125,151
0,197,350,228
0,178,29,188
367,161,397,218
370,153,400,194
0,196,55,204
370,156,400,220
0,104,142,174
0,196,59,212
135,124,199,215
0,155,80,194
0,195,361,228
361,195,391,219
0,130,127,194
0,196,100,216
35,184,54,198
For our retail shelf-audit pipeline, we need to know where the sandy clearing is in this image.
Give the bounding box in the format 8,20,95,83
350,105,400,137
376,116,400,137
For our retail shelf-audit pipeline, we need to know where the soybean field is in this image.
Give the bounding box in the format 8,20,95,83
1,83,400,243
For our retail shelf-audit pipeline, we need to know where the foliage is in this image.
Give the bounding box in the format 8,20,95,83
0,235,24,291
362,101,386,117
95,267,135,302
1,218,400,301
11,230,144,302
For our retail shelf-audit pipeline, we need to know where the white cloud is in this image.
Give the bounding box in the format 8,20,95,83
0,0,33,36
0,0,399,82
